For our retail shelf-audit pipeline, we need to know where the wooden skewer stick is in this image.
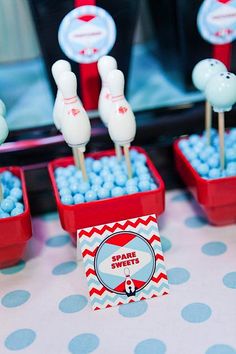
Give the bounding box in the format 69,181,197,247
218,111,225,171
115,143,122,161
123,145,132,179
78,149,88,181
72,147,80,169
205,100,212,145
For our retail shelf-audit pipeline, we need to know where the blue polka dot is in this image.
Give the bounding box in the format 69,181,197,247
134,339,166,354
181,303,212,323
206,344,236,354
5,329,36,351
46,234,70,247
41,212,58,221
1,260,25,274
59,295,88,313
52,261,77,275
1,290,30,308
202,242,227,256
185,216,208,228
167,267,190,285
118,301,148,318
223,272,236,289
160,236,172,253
172,192,192,202
68,333,99,354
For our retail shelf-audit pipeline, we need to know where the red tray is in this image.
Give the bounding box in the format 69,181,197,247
0,167,32,269
48,147,165,241
174,138,236,226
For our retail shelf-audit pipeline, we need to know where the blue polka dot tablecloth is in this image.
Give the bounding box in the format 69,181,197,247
1,189,236,354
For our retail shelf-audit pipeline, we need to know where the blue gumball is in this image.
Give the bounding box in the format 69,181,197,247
205,72,236,112
92,160,103,173
103,181,114,190
97,188,110,200
11,208,23,216
126,185,138,194
59,187,71,197
74,193,85,204
61,195,74,205
138,180,150,192
70,183,80,195
85,190,97,202
78,181,90,194
1,198,15,213
208,168,221,179
115,174,127,187
192,59,227,91
10,187,22,201
111,187,124,197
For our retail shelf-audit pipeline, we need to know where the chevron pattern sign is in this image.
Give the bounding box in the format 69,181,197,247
77,214,169,310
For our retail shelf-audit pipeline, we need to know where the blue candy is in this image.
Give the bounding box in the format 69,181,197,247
138,180,150,192
59,188,71,197
208,168,221,179
11,208,23,216
126,185,139,194
85,190,97,202
1,198,15,213
74,193,85,204
92,176,103,186
92,160,103,173
111,187,124,197
97,188,110,199
78,182,90,194
115,174,127,187
61,195,74,205
10,187,22,201
103,181,114,190
70,183,80,195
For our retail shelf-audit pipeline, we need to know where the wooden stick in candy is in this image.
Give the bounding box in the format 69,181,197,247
57,71,91,181
51,60,81,170
98,56,122,161
192,59,227,145
0,114,9,201
107,69,136,179
205,72,236,171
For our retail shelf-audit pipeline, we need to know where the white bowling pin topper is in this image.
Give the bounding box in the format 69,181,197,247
57,71,91,151
51,60,72,130
107,70,136,146
124,268,136,297
98,56,117,126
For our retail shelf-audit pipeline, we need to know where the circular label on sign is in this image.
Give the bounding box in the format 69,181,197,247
58,5,116,63
197,0,236,44
95,231,156,297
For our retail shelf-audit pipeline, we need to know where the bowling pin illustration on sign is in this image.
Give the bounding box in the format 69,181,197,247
205,72,236,170
0,114,9,201
98,56,122,160
124,268,136,297
192,59,227,145
57,71,91,181
51,60,81,169
107,70,136,178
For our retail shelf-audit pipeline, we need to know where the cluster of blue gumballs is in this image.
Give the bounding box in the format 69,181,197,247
179,128,236,179
55,150,158,205
0,171,24,218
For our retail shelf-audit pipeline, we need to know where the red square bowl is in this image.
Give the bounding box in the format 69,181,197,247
48,147,165,241
0,167,32,269
174,138,236,226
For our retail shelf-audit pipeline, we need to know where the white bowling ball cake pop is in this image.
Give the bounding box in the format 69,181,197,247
205,71,236,170
107,69,136,178
192,59,227,91
192,59,227,146
58,71,91,181
51,60,72,131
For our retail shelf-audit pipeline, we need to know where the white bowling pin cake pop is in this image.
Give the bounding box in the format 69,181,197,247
52,60,82,169
107,69,136,178
51,60,72,131
192,59,227,145
98,56,117,127
58,71,91,181
124,268,136,297
0,115,9,201
205,72,236,170
97,56,122,160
